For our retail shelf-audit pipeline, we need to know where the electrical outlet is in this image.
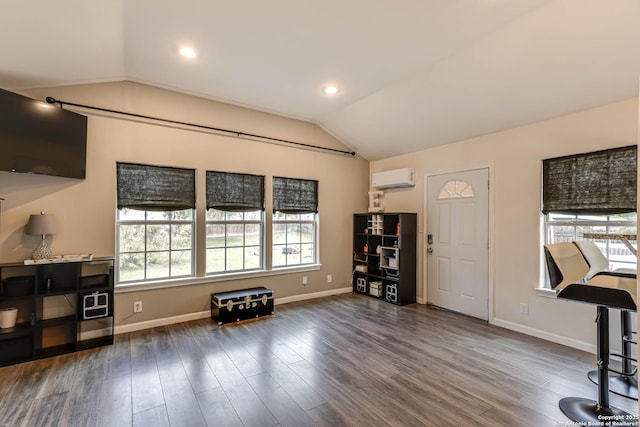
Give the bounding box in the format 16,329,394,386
327,274,332,283
519,302,529,315
302,276,308,286
134,301,143,313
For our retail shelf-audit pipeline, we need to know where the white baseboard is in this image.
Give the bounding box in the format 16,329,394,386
491,317,596,354
115,286,353,334
115,310,212,334
275,287,352,305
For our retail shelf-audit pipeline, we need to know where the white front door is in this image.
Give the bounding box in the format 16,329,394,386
426,168,489,320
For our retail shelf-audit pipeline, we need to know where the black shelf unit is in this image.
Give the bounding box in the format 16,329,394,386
0,257,114,366
353,213,417,305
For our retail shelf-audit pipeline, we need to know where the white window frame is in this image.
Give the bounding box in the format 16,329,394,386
543,212,637,288
116,208,195,284
205,209,264,274
272,212,318,268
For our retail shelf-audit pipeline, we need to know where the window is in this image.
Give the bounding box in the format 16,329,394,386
272,177,318,267
542,146,637,283
118,209,195,282
206,171,265,274
116,162,195,284
206,210,263,273
273,213,316,267
545,213,637,271
116,167,320,283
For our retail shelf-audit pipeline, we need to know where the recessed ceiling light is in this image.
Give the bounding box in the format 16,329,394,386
323,85,339,95
179,47,197,58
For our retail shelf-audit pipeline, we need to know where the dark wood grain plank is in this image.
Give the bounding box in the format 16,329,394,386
129,329,164,415
157,353,207,426
168,322,220,393
104,332,132,380
213,327,266,378
218,370,278,427
96,375,133,427
132,404,170,427
246,372,313,427
305,403,352,427
240,340,326,412
0,294,636,427
150,326,181,367
57,358,103,427
35,353,78,399
196,387,244,427
1,358,63,426
20,391,67,427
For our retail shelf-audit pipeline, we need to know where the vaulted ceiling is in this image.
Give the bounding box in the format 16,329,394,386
2,0,639,160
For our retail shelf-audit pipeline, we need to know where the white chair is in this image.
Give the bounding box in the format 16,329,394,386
573,240,610,279
543,242,590,290
574,240,636,277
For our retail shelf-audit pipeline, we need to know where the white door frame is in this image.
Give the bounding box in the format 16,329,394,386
423,163,495,323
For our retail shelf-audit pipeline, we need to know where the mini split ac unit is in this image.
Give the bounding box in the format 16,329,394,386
372,168,415,189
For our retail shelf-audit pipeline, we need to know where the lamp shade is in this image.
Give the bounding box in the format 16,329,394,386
27,213,57,235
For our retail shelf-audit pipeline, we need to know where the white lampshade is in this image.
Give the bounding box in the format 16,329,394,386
27,213,57,236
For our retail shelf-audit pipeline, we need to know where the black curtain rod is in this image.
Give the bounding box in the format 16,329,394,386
45,97,356,157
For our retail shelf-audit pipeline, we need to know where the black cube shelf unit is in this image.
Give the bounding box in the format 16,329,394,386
353,213,417,305
0,257,114,367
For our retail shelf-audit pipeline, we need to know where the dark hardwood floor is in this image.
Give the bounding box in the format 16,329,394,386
0,294,637,427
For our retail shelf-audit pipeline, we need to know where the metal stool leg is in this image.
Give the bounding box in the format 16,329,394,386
560,306,633,423
588,310,638,400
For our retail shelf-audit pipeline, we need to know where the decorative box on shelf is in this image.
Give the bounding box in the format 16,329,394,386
369,281,383,297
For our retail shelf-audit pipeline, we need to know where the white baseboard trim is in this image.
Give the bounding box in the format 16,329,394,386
115,310,211,334
115,286,353,334
275,287,352,305
491,317,596,354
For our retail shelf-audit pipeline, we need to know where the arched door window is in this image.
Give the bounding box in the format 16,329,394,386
437,180,475,199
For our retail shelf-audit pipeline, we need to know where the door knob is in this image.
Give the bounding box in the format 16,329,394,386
427,247,433,253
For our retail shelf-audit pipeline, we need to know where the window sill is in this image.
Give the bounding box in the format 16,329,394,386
535,287,558,299
115,264,322,294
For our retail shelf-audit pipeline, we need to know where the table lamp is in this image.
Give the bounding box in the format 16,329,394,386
27,212,57,260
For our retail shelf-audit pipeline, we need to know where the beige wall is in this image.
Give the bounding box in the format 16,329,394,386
371,98,639,348
1,81,635,349
0,82,369,327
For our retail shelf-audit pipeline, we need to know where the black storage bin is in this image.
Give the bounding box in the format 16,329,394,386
80,291,110,320
79,274,110,289
1,276,35,297
0,336,33,365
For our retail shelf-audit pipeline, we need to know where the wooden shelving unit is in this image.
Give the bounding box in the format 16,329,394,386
0,257,114,366
353,213,416,305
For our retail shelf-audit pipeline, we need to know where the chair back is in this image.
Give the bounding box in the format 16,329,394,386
544,242,590,289
573,240,609,279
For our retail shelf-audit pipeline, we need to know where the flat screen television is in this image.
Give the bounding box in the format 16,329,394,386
0,88,87,179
